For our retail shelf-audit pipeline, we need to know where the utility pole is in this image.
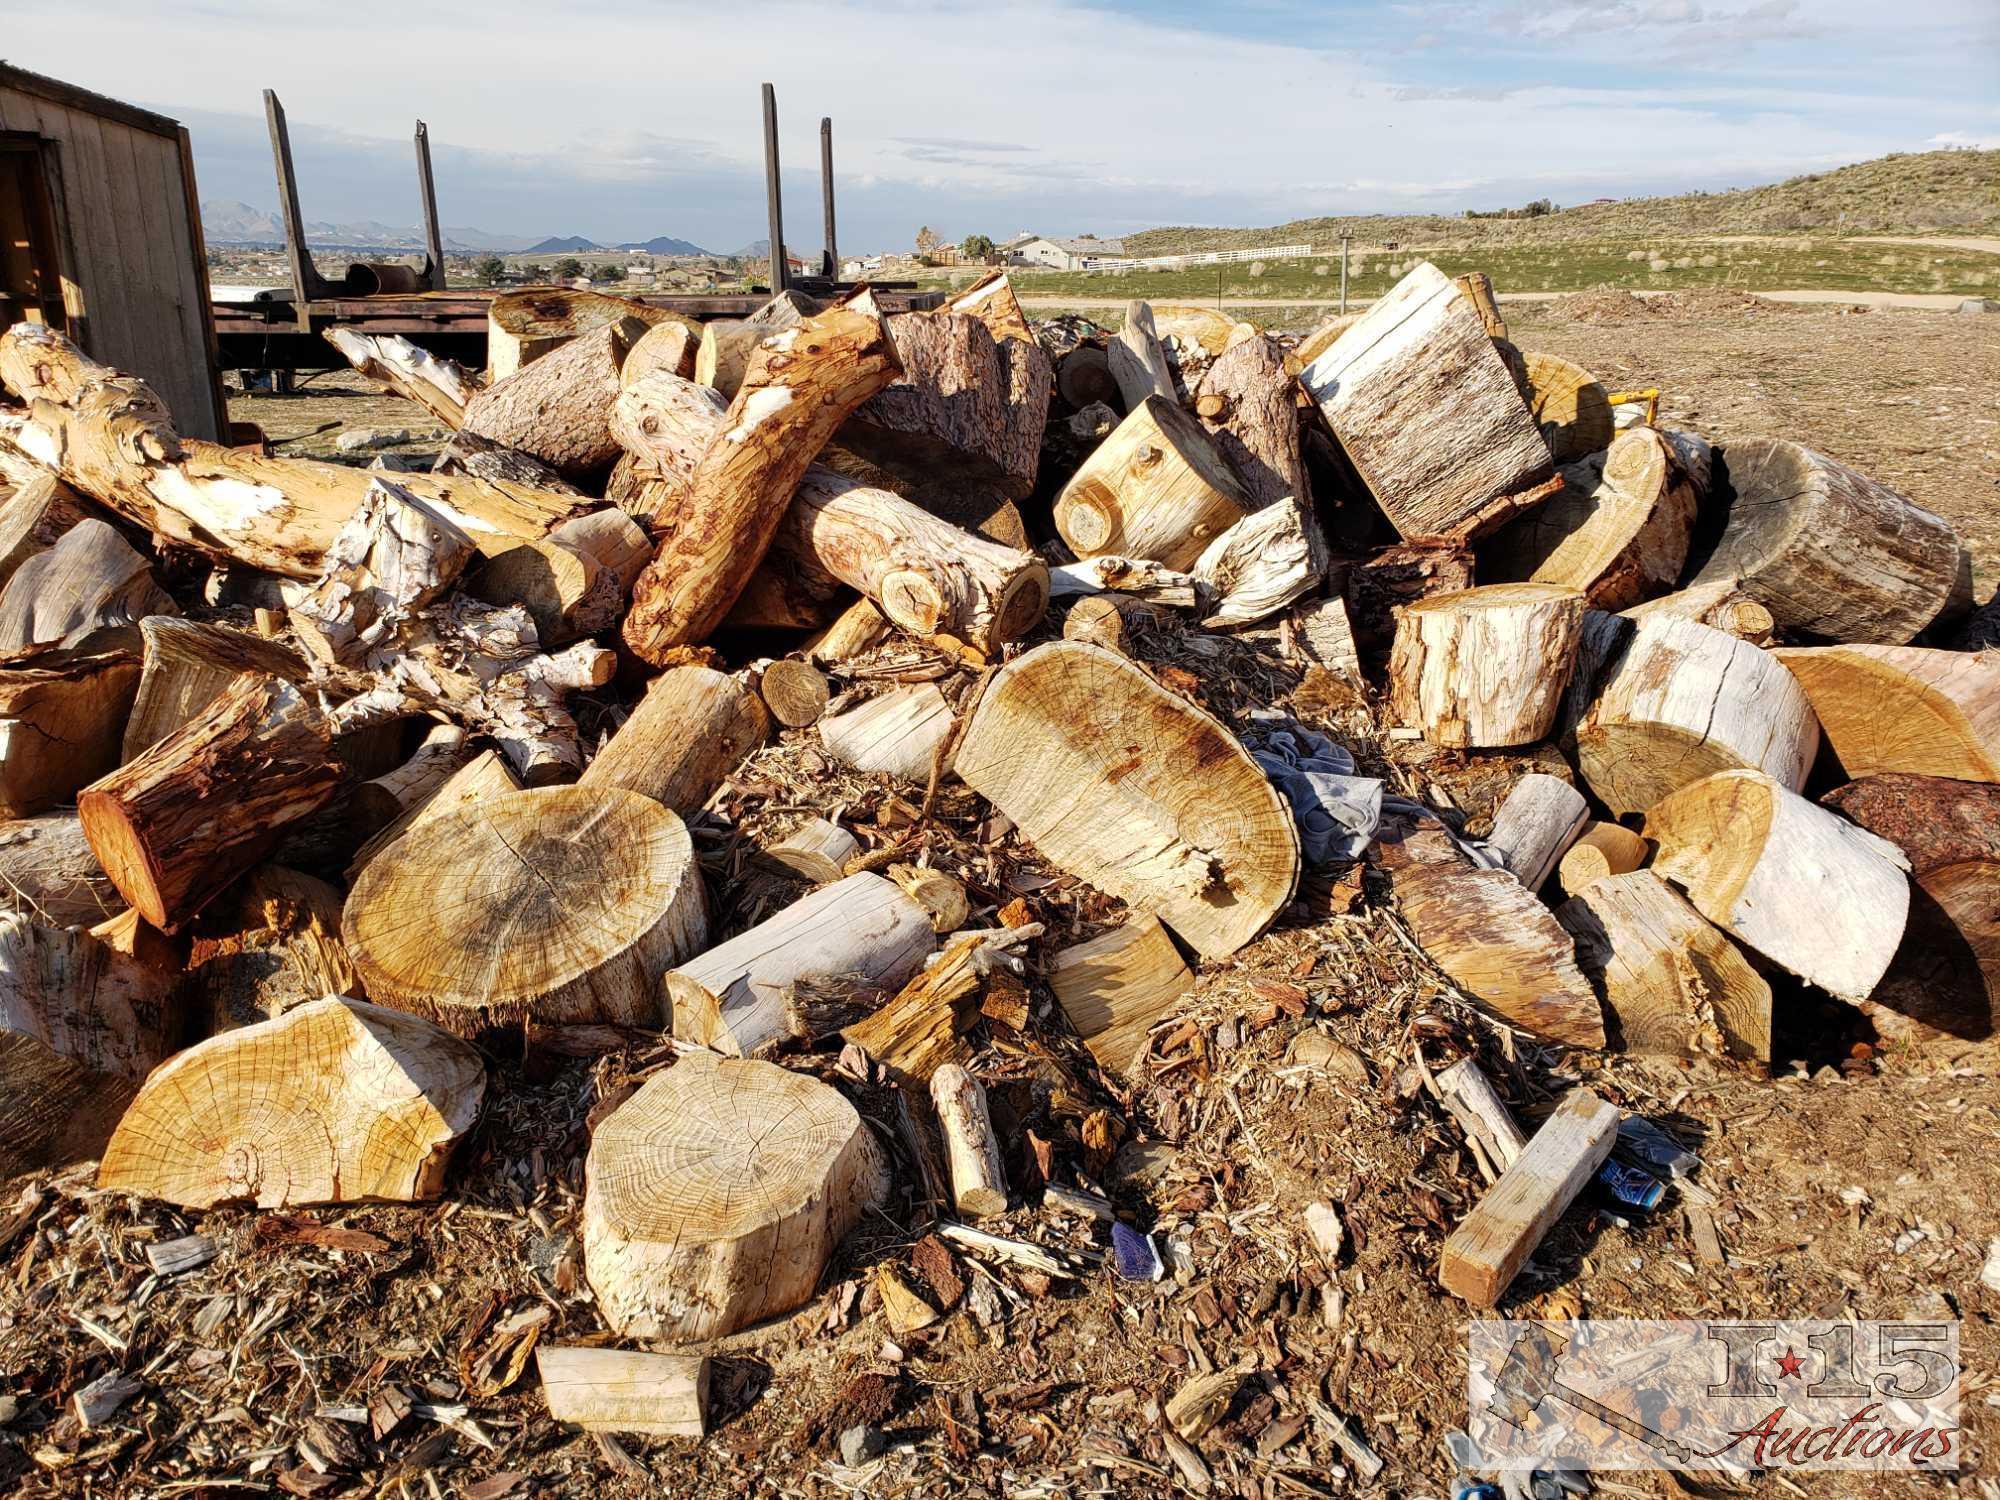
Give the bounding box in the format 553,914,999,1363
762,83,787,293
1340,235,1351,314
819,117,838,280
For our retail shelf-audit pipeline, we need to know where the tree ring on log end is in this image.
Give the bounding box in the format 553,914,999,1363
1063,480,1121,553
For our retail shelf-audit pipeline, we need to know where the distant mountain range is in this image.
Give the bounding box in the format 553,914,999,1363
201,200,715,257
525,234,601,255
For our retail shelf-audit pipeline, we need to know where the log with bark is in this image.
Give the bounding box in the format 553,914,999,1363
0,519,175,656
1771,645,1999,782
1570,614,1820,816
0,466,89,592
324,328,482,429
957,641,1300,959
1691,437,1963,644
621,291,901,664
0,649,140,819
1645,768,1910,1002
344,786,707,1036
1053,395,1253,570
1484,773,1588,892
664,871,933,1056
290,477,479,667
1300,262,1557,539
578,665,768,814
694,290,821,398
1193,333,1308,514
1055,344,1119,411
819,683,957,782
1046,913,1194,1077
0,810,121,927
79,672,343,931
461,319,646,481
469,507,651,646
97,995,484,1209
1388,584,1587,748
582,1049,887,1340
486,287,687,382
0,1027,139,1180
1108,300,1177,411
188,864,360,1031
609,371,729,525
122,617,308,762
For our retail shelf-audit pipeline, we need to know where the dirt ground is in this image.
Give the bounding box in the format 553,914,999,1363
5,306,1996,1498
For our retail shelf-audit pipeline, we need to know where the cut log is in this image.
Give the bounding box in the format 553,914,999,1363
1056,345,1119,411
1050,555,1203,610
1377,829,1606,1048
1434,1057,1527,1179
1556,821,1650,898
665,872,932,1057
97,996,483,1209
470,507,651,646
1484,773,1588,892
1191,503,1322,629
323,328,481,429
755,658,829,728
79,673,342,932
0,912,185,1082
289,477,479,667
431,429,583,494
1483,426,1697,610
0,1029,139,1180
0,649,140,818
620,320,700,387
0,519,175,656
486,287,686,382
1645,769,1910,1002
1519,351,1614,463
461,319,645,481
349,721,471,834
1771,645,1999,783
930,1062,1008,1220
0,811,121,927
1107,300,1177,411
1388,584,1587,748
188,864,359,1031
1061,594,1140,654
536,1347,709,1438
1438,1088,1619,1306
1620,579,1774,644
840,927,1025,1086
957,642,1300,959
1054,395,1252,570
758,817,858,883
0,467,90,592
1193,334,1308,514
1046,914,1194,1077
609,372,728,525
1572,615,1819,816
1557,871,1772,1063
694,290,820,399
1345,538,1476,649
344,786,707,1036
1453,271,1509,339
819,683,956,782
1301,262,1556,539
886,863,969,933
807,598,891,664
622,291,902,664
1823,774,2000,1037
122,617,309,762
580,665,768,814
584,1050,885,1340
1691,437,1963,644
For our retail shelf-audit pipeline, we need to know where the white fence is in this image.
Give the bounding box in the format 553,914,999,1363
1078,242,1314,272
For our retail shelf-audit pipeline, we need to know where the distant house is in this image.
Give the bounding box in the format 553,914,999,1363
1006,235,1127,271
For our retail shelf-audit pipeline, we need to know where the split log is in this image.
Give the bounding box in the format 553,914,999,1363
0,519,175,656
1438,1088,1619,1306
579,665,768,814
1108,300,1177,411
0,811,121,927
930,1062,1007,1220
1053,395,1253,570
1483,426,1697,609
664,872,932,1056
807,598,892,664
1301,262,1556,539
344,786,707,1036
1771,645,1999,782
1388,584,1587,748
1645,768,1910,1002
122,617,308,762
1293,596,1363,685
486,288,687,382
957,641,1300,959
1621,579,1774,644
1484,774,1588,892
620,320,700,387
1824,775,2000,1036
755,658,829,728
1454,271,1509,339
694,290,820,398
945,271,1052,497
0,649,140,818
1691,437,1963,643
886,863,969,933
0,467,89,591
97,996,484,1209
1193,334,1307,514
1572,615,1819,816
584,1050,885,1340
819,683,956,782
1345,538,1475,649
347,746,520,880
840,927,1028,1086
1556,821,1650,898
470,507,651,645
289,477,478,667
1519,351,1614,463
1557,871,1771,1063
188,864,359,1031
1191,503,1322,629
431,429,582,493
461,319,646,481
324,328,482,429
1434,1057,1526,1179
349,721,471,834
1377,829,1606,1048
1049,555,1203,610
0,912,185,1082
622,291,901,664
79,673,342,931
759,817,857,883
1046,914,1194,1077
536,1347,709,1438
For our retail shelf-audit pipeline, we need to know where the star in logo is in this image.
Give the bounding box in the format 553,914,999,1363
1774,1347,1807,1380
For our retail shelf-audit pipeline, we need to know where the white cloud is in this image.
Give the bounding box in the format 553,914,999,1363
1926,130,2000,149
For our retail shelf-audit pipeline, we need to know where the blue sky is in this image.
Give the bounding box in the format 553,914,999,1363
8,0,1996,252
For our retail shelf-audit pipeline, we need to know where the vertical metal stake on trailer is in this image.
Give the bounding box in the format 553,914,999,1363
263,88,342,323
820,117,838,279
1340,235,1351,315
414,120,447,292
762,83,788,293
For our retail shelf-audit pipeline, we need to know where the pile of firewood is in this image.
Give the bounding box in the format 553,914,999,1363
0,257,1992,1435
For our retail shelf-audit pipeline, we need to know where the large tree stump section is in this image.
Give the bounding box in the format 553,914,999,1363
1691,437,1963,644
344,786,707,1036
1519,351,1614,464
956,642,1300,959
665,872,934,1057
1301,262,1557,539
1771,646,1999,782
324,328,482,429
622,292,902,665
1571,615,1820,817
1645,769,1910,1003
0,811,121,927
1824,775,2000,1040
79,673,343,932
121,617,307,762
1046,914,1194,1077
1388,584,1586,749
1193,334,1308,514
0,649,140,819
1053,396,1252,571
579,665,769,814
0,519,175,656
582,1050,888,1340
96,996,485,1210
460,319,645,482
485,288,683,382
1556,871,1772,1063
0,912,185,1086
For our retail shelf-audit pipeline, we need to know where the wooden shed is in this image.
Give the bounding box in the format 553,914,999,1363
0,63,225,440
